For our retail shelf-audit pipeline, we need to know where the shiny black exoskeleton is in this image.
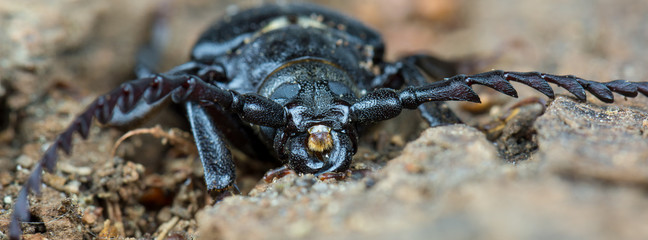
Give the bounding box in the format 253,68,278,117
10,4,648,239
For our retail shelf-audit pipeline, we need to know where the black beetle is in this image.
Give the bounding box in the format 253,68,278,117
10,3,648,239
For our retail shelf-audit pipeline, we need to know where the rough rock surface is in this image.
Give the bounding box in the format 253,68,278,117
197,98,648,240
1,0,647,240
536,97,648,185
198,125,502,240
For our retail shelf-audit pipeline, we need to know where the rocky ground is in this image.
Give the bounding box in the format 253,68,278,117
1,0,647,239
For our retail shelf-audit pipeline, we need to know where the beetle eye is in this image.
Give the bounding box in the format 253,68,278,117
270,83,300,102
328,81,354,97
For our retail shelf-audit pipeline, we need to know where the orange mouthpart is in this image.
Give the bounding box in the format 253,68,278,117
307,125,333,152
308,132,333,152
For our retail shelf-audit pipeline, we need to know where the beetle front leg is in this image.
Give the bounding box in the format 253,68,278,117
186,102,235,191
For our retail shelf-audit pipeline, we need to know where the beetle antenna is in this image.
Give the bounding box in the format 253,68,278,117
8,73,289,238
352,71,648,124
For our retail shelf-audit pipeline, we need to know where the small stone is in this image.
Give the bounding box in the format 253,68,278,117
82,208,98,225
59,162,92,176
287,221,312,238
15,154,35,168
64,180,81,194
42,172,67,191
157,207,172,222
390,135,405,147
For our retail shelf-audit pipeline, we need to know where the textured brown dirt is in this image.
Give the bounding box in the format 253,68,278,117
1,0,647,240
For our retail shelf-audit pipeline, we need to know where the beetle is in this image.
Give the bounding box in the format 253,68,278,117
9,3,648,239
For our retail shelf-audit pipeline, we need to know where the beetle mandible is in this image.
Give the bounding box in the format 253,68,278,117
10,3,648,239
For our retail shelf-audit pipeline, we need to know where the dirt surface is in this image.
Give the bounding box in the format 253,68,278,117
1,0,648,239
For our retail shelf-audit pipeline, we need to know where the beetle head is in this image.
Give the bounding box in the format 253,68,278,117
276,95,357,174
261,59,359,174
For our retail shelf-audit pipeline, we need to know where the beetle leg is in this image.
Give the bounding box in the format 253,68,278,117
373,55,463,127
371,54,462,88
352,71,648,124
262,165,296,183
186,102,235,191
197,100,273,160
399,56,463,126
186,99,276,191
400,54,463,83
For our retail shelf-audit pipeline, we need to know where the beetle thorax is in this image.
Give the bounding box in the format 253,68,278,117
284,81,351,133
